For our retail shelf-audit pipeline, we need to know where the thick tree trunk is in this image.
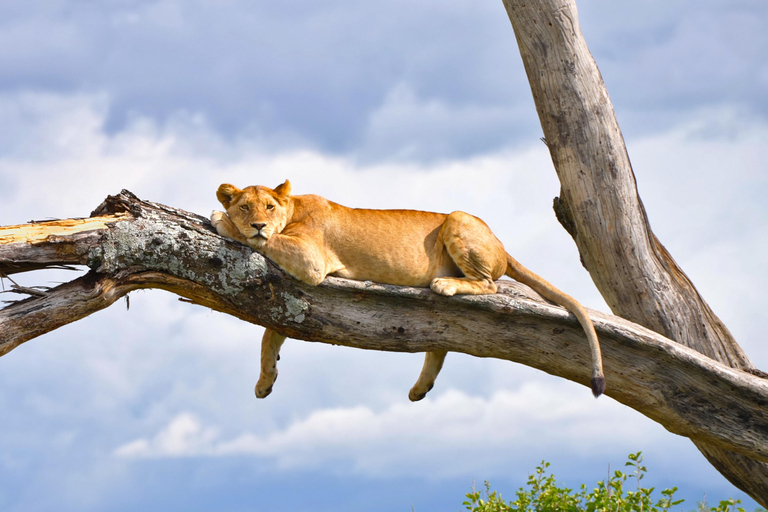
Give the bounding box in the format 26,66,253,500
2,192,768,471
502,0,768,504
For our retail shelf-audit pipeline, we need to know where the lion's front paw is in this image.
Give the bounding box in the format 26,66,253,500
430,278,457,297
211,210,227,228
255,384,273,399
211,210,248,243
255,374,277,399
408,382,433,402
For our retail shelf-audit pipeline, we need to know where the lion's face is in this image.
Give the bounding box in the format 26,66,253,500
216,181,292,242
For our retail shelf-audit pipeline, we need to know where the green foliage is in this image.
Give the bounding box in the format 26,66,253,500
462,452,758,512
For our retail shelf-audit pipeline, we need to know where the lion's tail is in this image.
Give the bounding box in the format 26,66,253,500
505,253,605,397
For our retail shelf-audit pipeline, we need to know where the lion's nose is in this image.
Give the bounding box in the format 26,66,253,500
251,222,266,231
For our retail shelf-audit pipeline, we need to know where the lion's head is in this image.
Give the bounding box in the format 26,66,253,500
216,180,292,242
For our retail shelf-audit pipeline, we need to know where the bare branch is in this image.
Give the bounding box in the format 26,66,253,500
1,191,767,470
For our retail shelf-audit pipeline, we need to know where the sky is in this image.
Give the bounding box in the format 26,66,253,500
0,1,767,510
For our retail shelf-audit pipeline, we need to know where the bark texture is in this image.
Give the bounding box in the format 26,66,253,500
1,191,768,466
502,0,767,504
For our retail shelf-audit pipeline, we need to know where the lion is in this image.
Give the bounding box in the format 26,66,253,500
211,180,605,401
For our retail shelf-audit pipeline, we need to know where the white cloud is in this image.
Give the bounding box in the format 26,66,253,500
357,83,530,161
2,90,765,358
113,383,670,478
114,413,219,458
1,90,765,508
2,92,766,386
627,105,768,365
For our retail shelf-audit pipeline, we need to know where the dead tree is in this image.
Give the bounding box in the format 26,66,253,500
0,0,765,505
502,0,768,504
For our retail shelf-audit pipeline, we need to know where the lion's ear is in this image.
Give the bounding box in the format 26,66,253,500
274,180,291,198
217,184,241,208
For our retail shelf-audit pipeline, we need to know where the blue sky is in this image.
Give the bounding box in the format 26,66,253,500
1,1,767,511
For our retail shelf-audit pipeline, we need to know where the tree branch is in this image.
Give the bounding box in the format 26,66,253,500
2,190,768,469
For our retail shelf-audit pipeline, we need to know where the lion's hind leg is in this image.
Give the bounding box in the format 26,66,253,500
414,212,507,401
429,211,507,297
408,350,448,402
255,328,286,398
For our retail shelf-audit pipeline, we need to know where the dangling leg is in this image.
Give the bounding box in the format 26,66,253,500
408,350,448,401
255,328,286,398
429,211,507,296
414,212,507,400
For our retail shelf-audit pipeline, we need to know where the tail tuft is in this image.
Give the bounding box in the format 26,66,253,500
591,375,606,398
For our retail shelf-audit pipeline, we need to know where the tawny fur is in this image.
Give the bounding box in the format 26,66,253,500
211,180,605,400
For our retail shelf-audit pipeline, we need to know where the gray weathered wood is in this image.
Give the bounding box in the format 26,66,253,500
502,0,767,504
1,191,768,472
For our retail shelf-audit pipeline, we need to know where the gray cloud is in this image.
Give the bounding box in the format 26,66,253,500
0,0,528,159
580,1,768,138
1,2,766,510
2,1,763,161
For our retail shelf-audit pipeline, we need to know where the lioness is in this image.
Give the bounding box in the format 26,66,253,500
211,180,605,400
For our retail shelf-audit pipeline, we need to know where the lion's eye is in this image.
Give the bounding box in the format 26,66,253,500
239,204,250,211
266,204,275,211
